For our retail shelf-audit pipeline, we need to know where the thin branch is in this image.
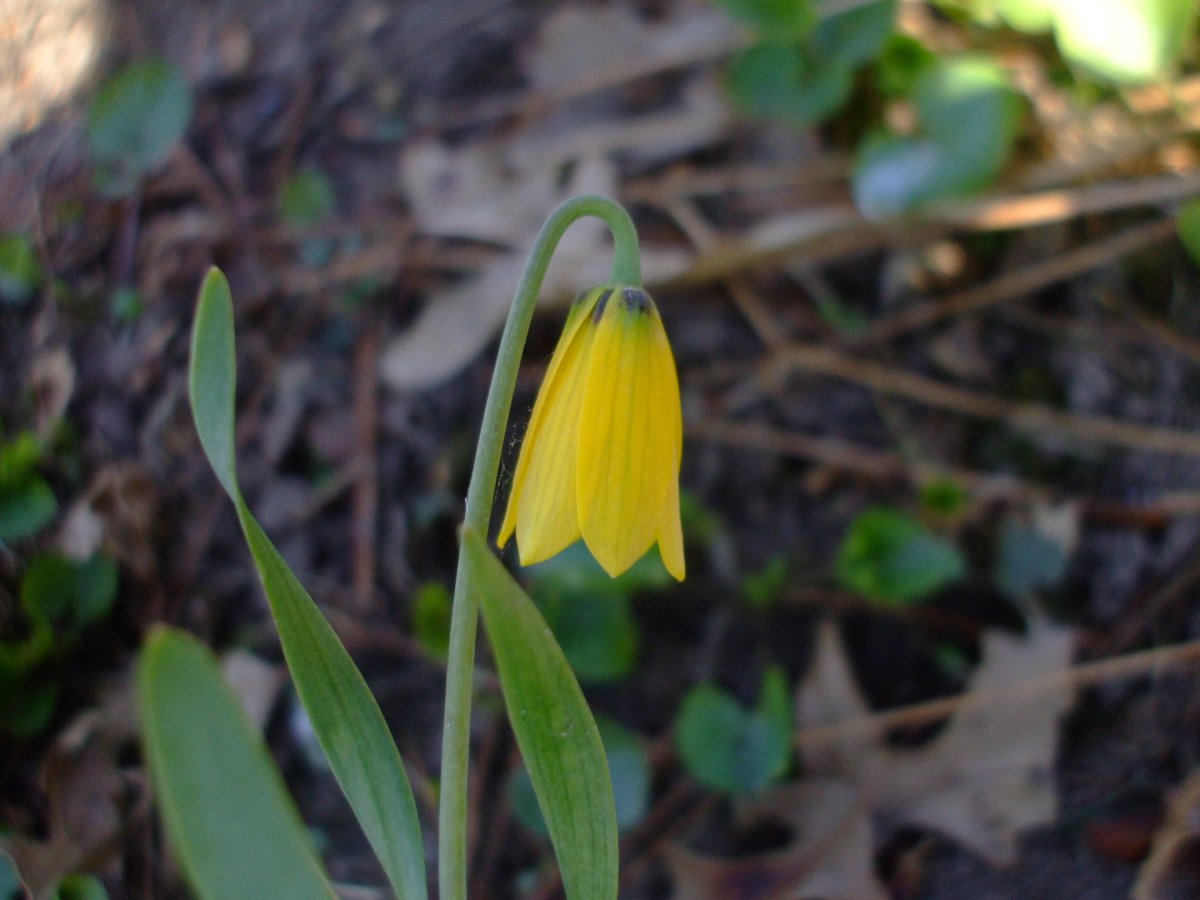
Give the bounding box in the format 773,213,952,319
796,637,1200,750
774,342,1200,457
687,416,1200,518
855,219,1178,346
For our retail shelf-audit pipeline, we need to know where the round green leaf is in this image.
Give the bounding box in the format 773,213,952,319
532,589,639,684
727,43,854,126
20,553,117,633
876,33,936,97
810,0,897,66
835,507,966,604
675,668,791,794
715,0,815,40
87,60,193,189
854,57,1021,217
0,477,57,544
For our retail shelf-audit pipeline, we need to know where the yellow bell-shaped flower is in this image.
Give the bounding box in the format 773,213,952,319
498,285,685,580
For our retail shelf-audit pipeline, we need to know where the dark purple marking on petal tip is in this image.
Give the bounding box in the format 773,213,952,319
621,287,651,314
592,288,614,322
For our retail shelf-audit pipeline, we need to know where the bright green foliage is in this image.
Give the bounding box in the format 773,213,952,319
52,874,109,900
919,477,970,517
727,44,854,127
726,0,897,127
511,716,650,837
280,169,336,227
21,553,117,634
0,551,118,736
0,432,57,545
412,581,453,658
1177,198,1200,266
86,60,193,196
675,666,792,794
836,506,965,604
741,555,789,610
716,0,815,40
188,268,427,900
138,628,335,900
993,518,1068,599
0,234,41,306
279,168,337,266
0,480,56,546
810,0,897,66
876,33,937,97
990,0,1056,31
967,0,1194,83
1053,0,1194,83
854,58,1022,217
463,527,619,900
527,543,662,683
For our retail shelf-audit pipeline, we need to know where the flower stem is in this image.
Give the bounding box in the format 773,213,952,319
438,194,640,899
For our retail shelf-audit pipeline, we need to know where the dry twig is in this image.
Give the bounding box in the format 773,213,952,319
796,637,1200,750
774,342,1200,457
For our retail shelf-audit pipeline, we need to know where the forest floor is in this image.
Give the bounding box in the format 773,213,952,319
4,0,1200,897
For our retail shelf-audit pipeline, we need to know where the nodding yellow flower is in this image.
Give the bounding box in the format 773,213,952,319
498,285,685,581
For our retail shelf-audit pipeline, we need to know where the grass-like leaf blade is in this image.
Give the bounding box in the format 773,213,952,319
188,267,427,900
463,528,618,899
137,626,336,900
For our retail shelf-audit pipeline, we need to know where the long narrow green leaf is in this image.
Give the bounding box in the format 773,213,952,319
137,627,335,900
463,528,618,900
188,267,427,900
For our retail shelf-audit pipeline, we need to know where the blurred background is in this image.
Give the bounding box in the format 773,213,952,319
3,0,1200,896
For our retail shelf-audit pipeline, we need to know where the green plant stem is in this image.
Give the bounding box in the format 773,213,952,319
438,195,640,900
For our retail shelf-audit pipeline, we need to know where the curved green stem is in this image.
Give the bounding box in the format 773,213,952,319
438,194,640,900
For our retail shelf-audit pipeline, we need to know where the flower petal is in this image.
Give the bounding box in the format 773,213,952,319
656,477,686,581
577,289,680,577
653,334,685,581
498,289,604,564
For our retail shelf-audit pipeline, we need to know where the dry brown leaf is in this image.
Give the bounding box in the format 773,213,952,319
59,463,159,580
522,3,736,102
387,135,690,391
509,77,732,172
796,617,1076,865
28,347,75,440
664,780,888,900
384,154,616,390
1133,769,1200,899
524,5,652,94
2,688,138,896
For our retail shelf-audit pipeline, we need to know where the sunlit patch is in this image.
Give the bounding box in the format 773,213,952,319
0,0,106,147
